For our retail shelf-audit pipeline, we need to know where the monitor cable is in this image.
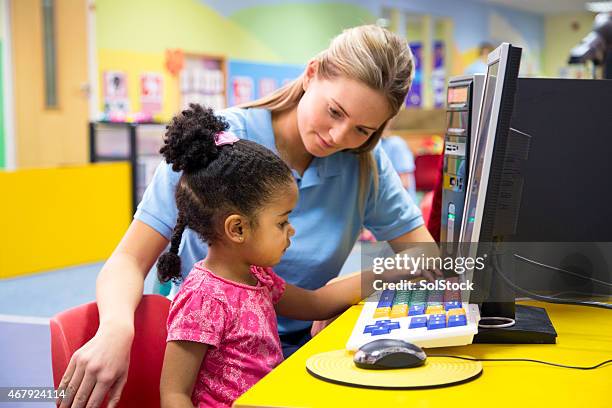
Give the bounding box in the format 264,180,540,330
492,255,612,310
513,253,612,288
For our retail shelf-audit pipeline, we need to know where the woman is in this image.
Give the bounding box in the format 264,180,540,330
57,24,436,408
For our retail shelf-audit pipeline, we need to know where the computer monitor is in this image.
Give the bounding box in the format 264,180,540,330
460,43,522,246
455,43,558,343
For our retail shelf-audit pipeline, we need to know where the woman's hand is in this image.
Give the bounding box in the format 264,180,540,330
57,323,134,408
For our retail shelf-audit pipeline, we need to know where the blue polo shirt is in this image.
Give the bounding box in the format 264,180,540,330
135,107,423,334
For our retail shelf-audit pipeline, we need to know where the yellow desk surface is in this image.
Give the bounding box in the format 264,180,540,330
235,301,612,408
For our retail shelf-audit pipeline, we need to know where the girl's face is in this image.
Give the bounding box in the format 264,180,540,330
243,182,298,267
297,63,393,157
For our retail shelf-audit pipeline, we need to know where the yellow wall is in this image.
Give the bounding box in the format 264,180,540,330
12,0,89,168
543,12,596,77
0,163,132,278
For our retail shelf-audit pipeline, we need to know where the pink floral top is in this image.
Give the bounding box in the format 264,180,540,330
166,262,286,407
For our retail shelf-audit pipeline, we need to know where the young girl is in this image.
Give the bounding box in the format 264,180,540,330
158,105,376,408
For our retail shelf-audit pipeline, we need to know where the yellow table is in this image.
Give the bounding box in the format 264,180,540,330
235,300,612,408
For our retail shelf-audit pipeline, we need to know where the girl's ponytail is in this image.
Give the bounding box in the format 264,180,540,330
157,213,187,283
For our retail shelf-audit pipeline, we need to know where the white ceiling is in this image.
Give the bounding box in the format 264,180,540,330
475,0,595,14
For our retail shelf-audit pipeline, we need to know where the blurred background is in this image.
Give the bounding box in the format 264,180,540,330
0,0,606,319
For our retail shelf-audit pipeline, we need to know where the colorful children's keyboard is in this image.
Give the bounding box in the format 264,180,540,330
346,279,480,350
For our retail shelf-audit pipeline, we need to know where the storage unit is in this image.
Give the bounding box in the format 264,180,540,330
89,122,166,213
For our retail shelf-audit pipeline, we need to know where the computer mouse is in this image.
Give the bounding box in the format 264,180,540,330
353,339,427,369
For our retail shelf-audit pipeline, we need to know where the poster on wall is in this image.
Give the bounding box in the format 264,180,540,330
228,61,303,106
103,71,129,114
406,43,422,108
259,78,278,98
432,41,446,108
405,42,446,108
140,73,163,114
232,76,254,105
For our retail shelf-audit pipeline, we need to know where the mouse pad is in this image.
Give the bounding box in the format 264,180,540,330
306,350,482,389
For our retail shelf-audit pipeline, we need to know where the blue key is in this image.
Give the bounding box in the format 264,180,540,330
408,304,426,316
371,327,391,335
377,290,396,308
444,301,462,311
380,290,395,301
409,316,428,329
448,315,467,327
385,322,400,330
427,315,447,330
363,324,378,334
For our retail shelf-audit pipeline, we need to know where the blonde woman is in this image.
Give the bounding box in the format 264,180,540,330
58,24,436,408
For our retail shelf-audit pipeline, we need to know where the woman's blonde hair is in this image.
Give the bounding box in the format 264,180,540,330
241,25,414,209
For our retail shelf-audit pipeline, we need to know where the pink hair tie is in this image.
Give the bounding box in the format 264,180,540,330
214,131,239,147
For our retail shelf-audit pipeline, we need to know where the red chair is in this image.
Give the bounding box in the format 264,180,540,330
50,295,171,408
420,190,435,226
414,153,442,191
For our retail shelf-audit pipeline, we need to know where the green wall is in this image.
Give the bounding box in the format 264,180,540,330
96,0,376,65
230,3,376,64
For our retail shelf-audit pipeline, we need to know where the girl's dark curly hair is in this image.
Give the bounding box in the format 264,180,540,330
156,104,294,283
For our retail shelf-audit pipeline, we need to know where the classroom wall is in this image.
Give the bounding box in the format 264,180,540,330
96,0,282,121
0,163,131,279
227,2,376,64
378,0,544,76
543,12,596,78
96,0,377,121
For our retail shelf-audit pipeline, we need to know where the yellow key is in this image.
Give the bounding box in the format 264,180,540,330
373,307,391,318
390,305,408,318
447,308,466,316
426,305,445,315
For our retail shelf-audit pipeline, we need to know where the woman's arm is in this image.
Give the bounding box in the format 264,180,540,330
58,220,169,408
97,220,169,330
275,269,377,321
160,341,208,408
389,224,435,246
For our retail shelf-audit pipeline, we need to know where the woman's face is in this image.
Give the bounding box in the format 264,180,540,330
297,63,393,157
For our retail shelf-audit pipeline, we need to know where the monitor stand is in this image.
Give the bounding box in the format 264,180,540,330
473,301,557,344
469,249,558,344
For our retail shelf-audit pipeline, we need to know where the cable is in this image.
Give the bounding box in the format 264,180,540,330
513,253,612,288
538,290,612,299
428,355,612,370
492,255,612,310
